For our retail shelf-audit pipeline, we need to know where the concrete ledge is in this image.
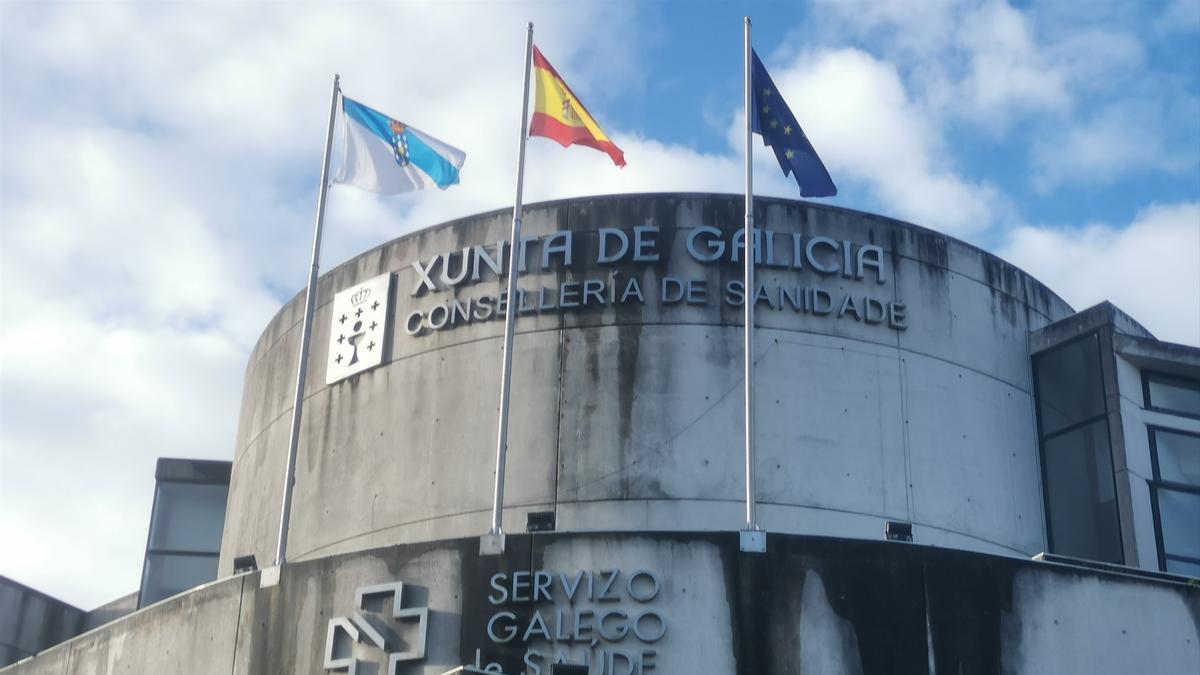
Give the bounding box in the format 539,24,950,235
8,532,1197,675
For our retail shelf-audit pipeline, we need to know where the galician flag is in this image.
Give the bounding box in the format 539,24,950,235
335,96,466,194
529,46,626,167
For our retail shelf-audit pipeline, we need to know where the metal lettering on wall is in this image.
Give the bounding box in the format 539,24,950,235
325,226,909,382
326,273,392,384
473,568,665,675
323,581,429,675
402,226,907,337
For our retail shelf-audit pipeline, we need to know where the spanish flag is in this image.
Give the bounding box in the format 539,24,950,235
529,46,626,167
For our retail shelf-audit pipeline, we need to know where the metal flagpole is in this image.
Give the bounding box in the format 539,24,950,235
740,17,764,552
274,73,341,569
483,22,535,556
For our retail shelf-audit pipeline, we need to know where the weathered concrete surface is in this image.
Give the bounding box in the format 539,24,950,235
1001,565,1200,673
8,533,1197,675
0,645,67,675
219,194,1076,576
67,576,244,675
231,540,464,675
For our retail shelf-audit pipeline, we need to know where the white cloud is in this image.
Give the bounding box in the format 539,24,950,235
999,202,1200,346
1029,100,1191,190
748,47,1003,235
812,0,1075,125
1155,0,1200,34
807,0,1198,200
955,1,1072,122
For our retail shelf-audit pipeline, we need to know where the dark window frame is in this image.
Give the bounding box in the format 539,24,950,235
1142,370,1200,420
1148,425,1200,574
1032,330,1125,564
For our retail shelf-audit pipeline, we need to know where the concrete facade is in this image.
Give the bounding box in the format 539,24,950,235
5,533,1198,675
219,194,1075,576
12,195,1198,673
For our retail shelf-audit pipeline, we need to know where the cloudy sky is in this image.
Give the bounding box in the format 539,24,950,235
1,0,1197,609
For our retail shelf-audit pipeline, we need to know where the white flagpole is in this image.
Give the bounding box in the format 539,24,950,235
483,22,534,555
741,17,764,552
275,73,341,568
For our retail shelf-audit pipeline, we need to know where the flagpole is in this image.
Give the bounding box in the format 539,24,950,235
274,73,341,568
483,22,535,556
740,17,764,552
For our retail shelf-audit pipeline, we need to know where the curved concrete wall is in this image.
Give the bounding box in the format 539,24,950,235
11,534,1199,675
218,194,1073,575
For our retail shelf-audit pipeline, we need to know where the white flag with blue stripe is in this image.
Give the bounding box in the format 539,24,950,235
335,95,466,194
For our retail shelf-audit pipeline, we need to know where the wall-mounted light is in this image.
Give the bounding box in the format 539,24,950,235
885,521,913,542
527,511,556,533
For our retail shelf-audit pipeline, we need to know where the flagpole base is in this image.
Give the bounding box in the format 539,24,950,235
259,565,282,588
480,532,506,556
739,528,766,553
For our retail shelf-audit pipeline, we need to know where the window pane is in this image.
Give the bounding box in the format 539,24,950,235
147,482,229,552
1165,558,1200,578
1154,429,1200,486
1157,487,1200,559
1147,374,1200,416
1043,419,1123,563
1036,335,1106,435
140,553,218,606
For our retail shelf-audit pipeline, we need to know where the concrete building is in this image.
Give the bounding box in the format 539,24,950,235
4,194,1197,674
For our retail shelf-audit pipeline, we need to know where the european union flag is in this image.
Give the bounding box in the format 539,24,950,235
751,50,837,197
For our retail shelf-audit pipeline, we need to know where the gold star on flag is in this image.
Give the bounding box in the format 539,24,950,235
762,105,771,114
785,149,795,159
784,125,792,135
769,119,779,128
763,88,773,97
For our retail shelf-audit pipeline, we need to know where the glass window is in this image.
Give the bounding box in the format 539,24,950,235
140,552,219,607
1042,419,1123,563
147,482,229,552
1033,332,1123,564
138,471,229,608
1145,372,1200,417
1150,427,1200,577
1035,334,1107,436
1153,429,1200,486
1166,558,1200,578
1155,487,1200,560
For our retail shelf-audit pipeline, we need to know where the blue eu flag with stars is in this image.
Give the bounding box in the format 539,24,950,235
751,50,837,197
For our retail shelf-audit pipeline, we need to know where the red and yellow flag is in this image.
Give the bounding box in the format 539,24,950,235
529,46,626,167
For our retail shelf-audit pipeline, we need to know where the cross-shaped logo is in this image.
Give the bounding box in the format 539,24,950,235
324,581,429,675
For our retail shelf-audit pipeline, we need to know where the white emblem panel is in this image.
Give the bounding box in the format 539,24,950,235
326,273,392,384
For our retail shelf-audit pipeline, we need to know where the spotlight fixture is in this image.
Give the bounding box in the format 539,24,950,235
527,511,556,532
885,521,913,542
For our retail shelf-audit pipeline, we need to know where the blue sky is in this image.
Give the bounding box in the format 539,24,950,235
1,0,1198,607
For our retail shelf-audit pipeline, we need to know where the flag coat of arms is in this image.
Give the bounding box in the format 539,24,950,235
336,96,466,194
528,47,626,167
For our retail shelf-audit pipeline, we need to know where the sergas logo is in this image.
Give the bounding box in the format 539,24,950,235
324,581,429,675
